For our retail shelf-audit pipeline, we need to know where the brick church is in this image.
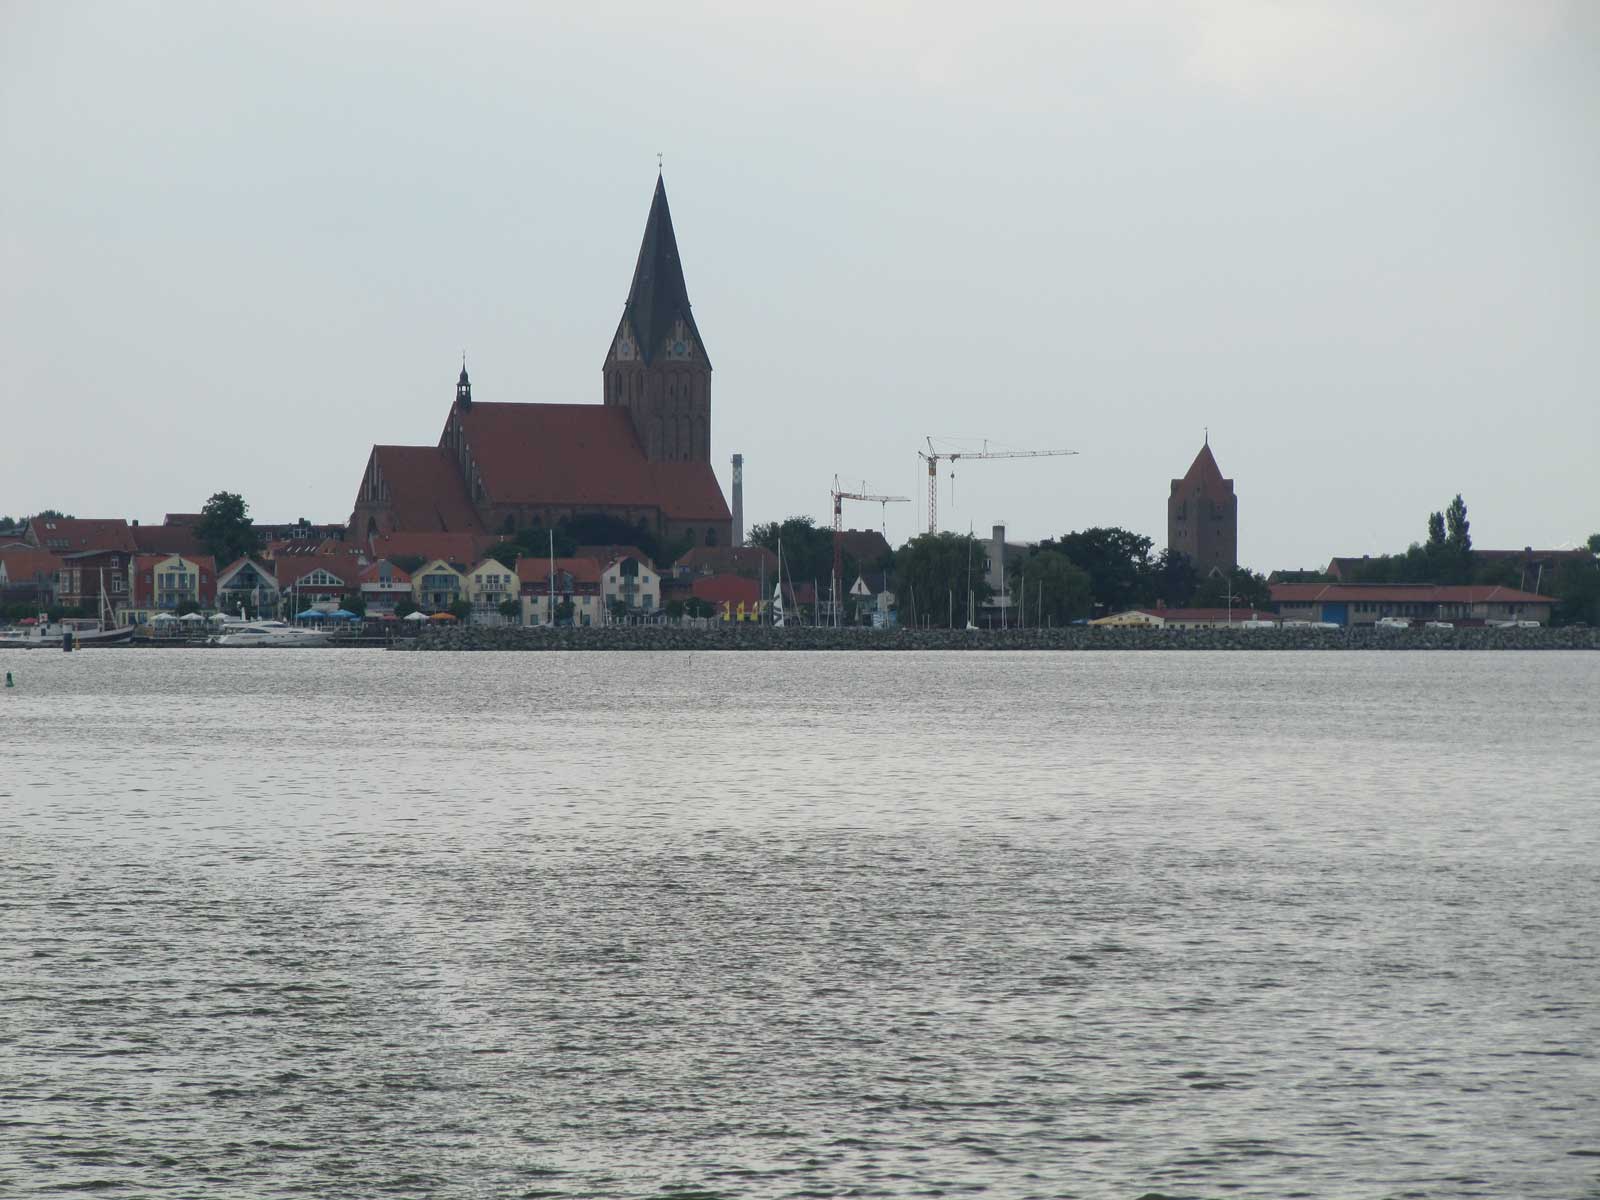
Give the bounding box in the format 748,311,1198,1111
349,175,732,549
1167,437,1237,576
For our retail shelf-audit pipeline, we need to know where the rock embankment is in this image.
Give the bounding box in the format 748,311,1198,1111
391,624,1600,652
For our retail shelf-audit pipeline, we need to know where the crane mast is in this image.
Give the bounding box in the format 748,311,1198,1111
917,439,1078,534
830,475,909,626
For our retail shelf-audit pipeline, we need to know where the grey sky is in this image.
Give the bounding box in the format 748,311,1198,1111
3,1,1595,569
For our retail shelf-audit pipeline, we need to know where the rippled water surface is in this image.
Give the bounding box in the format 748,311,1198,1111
3,649,1599,1199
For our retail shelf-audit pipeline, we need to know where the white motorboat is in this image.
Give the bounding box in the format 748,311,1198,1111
214,620,333,647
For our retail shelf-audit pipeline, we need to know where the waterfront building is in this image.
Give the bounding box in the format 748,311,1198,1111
1270,582,1554,626
671,544,779,581
1326,549,1591,594
348,175,732,549
691,573,764,621
600,553,661,616
516,556,604,626
216,556,281,615
1168,438,1237,576
275,558,359,612
0,547,63,611
127,553,217,613
1092,606,1278,629
464,558,519,618
358,559,413,616
410,559,467,613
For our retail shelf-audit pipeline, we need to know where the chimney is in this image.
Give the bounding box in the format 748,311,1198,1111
731,453,744,547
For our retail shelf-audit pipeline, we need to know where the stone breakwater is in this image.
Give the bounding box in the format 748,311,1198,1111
392,624,1600,652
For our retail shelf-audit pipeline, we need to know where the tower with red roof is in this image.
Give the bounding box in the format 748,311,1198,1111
1167,436,1237,576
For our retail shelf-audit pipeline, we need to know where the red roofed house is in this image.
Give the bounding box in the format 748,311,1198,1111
0,547,63,611
25,518,138,616
358,559,413,617
1271,582,1554,627
1168,438,1237,576
276,557,359,611
216,556,281,616
128,553,217,615
348,176,732,552
517,556,604,626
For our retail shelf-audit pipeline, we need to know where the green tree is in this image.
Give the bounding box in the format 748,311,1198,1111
748,516,843,587
1010,550,1092,625
390,554,426,574
394,596,417,618
175,599,200,616
1143,548,1199,607
554,598,576,625
498,598,523,622
893,532,991,627
1587,533,1600,557
1193,566,1271,611
684,596,715,619
1551,557,1600,626
448,598,473,622
195,492,261,566
342,593,366,617
486,542,521,570
1038,527,1153,616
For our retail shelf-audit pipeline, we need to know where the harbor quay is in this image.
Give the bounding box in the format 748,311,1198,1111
392,624,1600,652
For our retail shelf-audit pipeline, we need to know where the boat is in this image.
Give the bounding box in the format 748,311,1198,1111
0,618,135,648
214,620,334,647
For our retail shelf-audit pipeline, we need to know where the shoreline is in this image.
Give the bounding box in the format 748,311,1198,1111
390,625,1600,652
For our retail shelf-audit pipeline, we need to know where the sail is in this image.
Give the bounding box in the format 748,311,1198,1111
772,580,785,628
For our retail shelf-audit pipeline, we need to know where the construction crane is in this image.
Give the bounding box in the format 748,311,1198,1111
917,438,1078,534
831,475,909,623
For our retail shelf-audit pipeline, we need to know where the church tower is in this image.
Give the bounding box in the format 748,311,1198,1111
1168,436,1238,576
603,174,712,463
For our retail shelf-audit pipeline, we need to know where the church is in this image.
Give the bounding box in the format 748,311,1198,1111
349,176,732,550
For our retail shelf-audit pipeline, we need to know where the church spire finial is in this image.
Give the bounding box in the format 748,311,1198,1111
456,357,472,409
1204,425,1208,446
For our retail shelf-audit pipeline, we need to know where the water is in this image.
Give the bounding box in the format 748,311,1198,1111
3,649,1598,1199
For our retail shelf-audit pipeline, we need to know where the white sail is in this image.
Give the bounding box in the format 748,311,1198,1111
772,580,785,628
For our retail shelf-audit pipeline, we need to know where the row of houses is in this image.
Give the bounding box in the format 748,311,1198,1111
1090,583,1557,629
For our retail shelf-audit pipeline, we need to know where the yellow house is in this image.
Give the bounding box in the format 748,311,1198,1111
412,559,467,612
465,557,518,615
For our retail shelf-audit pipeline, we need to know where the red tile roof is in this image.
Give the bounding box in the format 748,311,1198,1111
1272,582,1554,604
369,445,485,534
675,545,779,576
368,532,492,566
691,574,762,605
576,544,654,568
455,403,729,522
0,547,64,580
29,518,137,554
516,556,603,587
131,523,206,557
358,559,412,584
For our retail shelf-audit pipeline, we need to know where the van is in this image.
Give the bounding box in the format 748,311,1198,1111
1374,617,1410,630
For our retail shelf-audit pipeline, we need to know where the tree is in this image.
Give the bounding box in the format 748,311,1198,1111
1010,550,1092,625
1551,557,1600,626
342,593,367,617
1588,533,1600,557
683,596,715,619
1193,566,1271,611
748,516,840,587
395,596,417,618
498,598,523,622
1444,494,1471,552
195,492,261,566
1143,548,1199,608
175,599,200,616
664,598,686,620
892,532,991,627
390,554,426,574
554,598,576,625
1426,511,1447,552
448,598,473,622
1039,527,1153,616
486,542,521,571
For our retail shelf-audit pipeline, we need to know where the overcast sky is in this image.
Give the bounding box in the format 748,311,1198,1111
3,1,1595,568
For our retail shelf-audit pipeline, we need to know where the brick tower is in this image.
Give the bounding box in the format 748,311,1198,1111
1168,436,1237,575
602,174,711,463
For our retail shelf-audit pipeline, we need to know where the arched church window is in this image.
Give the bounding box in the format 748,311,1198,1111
705,527,718,547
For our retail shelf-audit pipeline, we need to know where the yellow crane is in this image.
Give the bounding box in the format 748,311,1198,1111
917,438,1078,534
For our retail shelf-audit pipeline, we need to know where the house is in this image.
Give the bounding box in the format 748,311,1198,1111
275,558,359,611
358,559,413,616
127,553,218,615
600,554,660,616
0,547,63,611
1091,607,1278,629
216,557,281,616
1271,582,1554,627
25,517,137,555
464,558,520,617
411,559,467,612
672,544,778,580
517,556,604,626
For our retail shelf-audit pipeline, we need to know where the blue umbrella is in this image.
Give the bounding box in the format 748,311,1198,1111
296,608,329,619
329,609,358,619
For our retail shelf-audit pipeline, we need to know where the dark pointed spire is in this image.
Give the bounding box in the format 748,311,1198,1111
621,175,709,367
456,358,472,409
